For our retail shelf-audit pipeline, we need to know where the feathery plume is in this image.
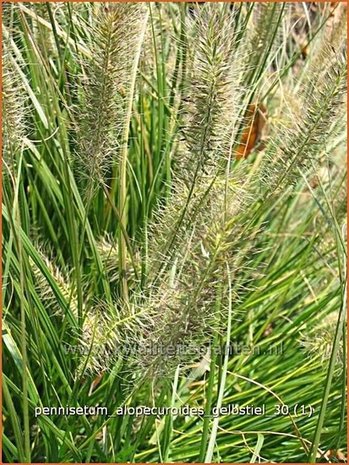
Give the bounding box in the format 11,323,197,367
300,312,345,369
2,44,26,175
260,41,346,195
96,235,140,285
75,3,147,199
134,172,255,377
178,3,243,181
128,5,258,377
30,248,78,319
149,3,245,279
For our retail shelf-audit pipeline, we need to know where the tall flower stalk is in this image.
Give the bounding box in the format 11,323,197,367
76,4,147,200
75,3,148,303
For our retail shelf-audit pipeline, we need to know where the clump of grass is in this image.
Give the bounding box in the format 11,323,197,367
2,3,347,463
133,2,347,381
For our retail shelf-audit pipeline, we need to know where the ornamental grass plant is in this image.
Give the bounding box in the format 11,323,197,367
2,2,347,462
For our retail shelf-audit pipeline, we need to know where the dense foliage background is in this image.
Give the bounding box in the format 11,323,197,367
2,2,347,462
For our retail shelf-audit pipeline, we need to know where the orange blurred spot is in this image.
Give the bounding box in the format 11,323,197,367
235,103,267,160
88,371,105,396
